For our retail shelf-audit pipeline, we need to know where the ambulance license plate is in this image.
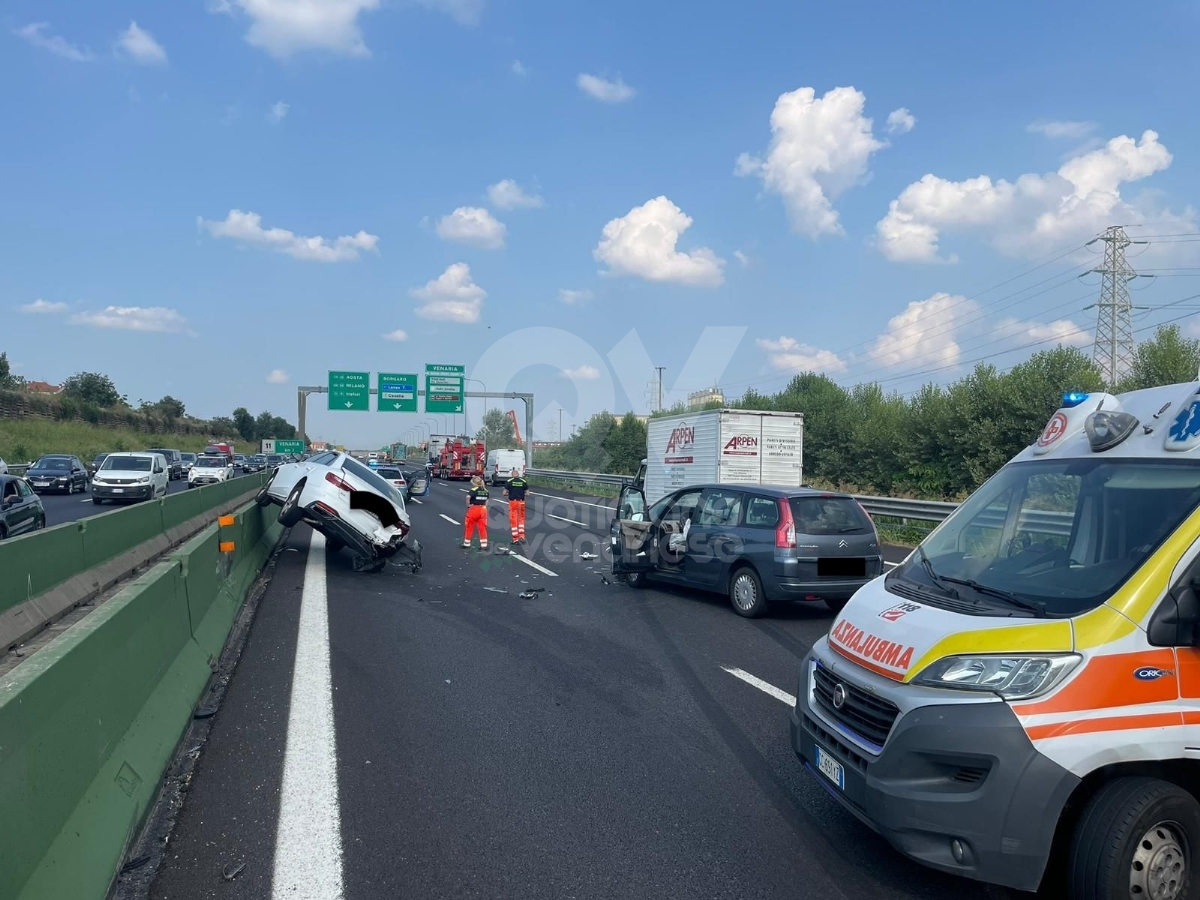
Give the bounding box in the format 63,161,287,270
815,745,845,790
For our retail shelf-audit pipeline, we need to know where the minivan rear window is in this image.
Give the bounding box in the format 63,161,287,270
790,497,872,535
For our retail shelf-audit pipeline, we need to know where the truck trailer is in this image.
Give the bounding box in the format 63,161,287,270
641,409,804,505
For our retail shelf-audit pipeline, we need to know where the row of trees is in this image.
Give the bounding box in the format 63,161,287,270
0,355,298,442
530,326,1200,500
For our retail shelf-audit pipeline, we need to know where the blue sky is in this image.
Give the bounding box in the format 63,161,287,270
5,0,1200,449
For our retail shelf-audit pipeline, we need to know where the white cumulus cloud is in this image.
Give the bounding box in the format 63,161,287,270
200,210,379,262
997,317,1091,347
382,329,409,342
886,107,916,135
577,73,635,103
558,288,592,305
116,21,167,65
412,263,485,323
486,179,543,210
267,368,289,384
563,365,602,380
20,299,68,315
876,130,1181,262
736,86,888,239
868,293,972,367
268,100,289,123
733,250,751,268
435,207,506,249
594,196,724,287
14,22,93,61
756,337,846,373
212,0,381,60
1027,120,1096,140
69,306,191,334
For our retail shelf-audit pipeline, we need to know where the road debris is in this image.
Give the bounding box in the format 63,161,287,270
579,551,598,560
222,862,246,882
599,574,612,585
482,587,509,594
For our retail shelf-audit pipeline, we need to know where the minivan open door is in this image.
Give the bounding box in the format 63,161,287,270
610,483,655,576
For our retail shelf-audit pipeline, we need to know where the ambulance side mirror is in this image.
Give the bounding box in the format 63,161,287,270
1149,577,1200,647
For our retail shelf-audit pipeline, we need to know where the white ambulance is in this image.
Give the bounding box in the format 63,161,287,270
792,382,1200,898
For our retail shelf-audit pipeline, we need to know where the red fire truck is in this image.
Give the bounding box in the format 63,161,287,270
435,439,485,480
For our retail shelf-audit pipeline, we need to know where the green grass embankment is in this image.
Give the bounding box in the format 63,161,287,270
0,419,215,464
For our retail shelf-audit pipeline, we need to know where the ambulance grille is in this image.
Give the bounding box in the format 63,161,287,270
812,662,899,749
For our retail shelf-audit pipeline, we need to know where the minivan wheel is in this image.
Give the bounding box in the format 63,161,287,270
729,566,768,618
1068,776,1200,900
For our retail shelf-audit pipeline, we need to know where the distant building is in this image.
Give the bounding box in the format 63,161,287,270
24,380,62,394
687,387,724,409
309,440,329,451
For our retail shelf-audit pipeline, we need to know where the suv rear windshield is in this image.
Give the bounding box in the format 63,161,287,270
343,457,403,504
791,496,872,535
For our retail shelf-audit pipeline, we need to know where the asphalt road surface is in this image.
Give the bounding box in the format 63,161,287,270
148,479,1016,900
32,472,254,527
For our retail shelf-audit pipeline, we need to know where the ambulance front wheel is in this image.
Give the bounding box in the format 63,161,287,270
1067,775,1200,900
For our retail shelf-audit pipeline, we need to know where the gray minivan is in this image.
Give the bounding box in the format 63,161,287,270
611,482,883,617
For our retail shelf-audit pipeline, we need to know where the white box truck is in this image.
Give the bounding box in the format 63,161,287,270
640,409,804,505
427,434,456,462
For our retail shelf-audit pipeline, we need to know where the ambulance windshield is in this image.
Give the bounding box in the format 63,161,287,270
891,458,1200,617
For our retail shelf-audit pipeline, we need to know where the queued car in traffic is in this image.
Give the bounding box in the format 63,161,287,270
245,454,266,472
25,455,90,495
0,474,45,538
611,482,882,617
180,452,197,475
234,454,247,471
91,452,169,504
376,465,407,494
188,454,235,488
256,450,423,573
265,453,284,470
88,453,110,477
146,448,184,480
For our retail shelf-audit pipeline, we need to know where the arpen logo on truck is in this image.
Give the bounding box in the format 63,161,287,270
722,434,759,457
664,424,695,464
830,618,914,674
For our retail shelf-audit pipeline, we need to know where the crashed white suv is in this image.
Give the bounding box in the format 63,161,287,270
256,450,422,573
188,455,234,488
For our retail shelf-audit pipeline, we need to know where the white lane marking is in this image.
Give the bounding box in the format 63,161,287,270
883,561,899,569
721,666,796,707
531,492,613,511
506,552,558,577
272,531,345,900
81,498,92,503
439,513,461,526
547,513,588,528
411,498,423,504
458,488,468,493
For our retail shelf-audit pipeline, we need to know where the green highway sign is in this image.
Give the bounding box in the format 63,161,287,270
378,372,418,413
425,363,465,414
275,440,305,454
328,370,370,411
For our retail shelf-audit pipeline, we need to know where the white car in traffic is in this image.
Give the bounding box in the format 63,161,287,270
256,450,422,573
189,454,235,488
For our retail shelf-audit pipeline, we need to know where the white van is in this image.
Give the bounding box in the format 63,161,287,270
484,449,525,485
91,452,169,504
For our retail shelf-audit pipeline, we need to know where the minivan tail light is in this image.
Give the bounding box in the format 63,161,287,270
326,471,352,492
776,498,796,549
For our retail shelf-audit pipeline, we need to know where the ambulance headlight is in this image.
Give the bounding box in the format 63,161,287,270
914,654,1081,700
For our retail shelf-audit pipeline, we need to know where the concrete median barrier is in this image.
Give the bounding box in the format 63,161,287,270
0,497,285,900
0,475,269,652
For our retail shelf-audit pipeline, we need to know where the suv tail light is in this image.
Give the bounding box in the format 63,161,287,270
326,471,352,492
776,498,796,549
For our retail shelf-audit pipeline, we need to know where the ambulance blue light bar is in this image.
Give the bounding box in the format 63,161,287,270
1061,392,1090,408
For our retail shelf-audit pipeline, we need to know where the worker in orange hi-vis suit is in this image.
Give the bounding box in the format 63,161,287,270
462,475,489,549
504,468,528,543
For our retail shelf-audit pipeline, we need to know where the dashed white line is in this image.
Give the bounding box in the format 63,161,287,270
272,531,345,900
883,561,899,569
720,666,796,707
411,498,423,504
505,552,558,577
533,493,614,511
439,513,461,526
546,513,588,528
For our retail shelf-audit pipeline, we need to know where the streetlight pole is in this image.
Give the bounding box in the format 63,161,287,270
464,378,487,438
558,408,563,444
